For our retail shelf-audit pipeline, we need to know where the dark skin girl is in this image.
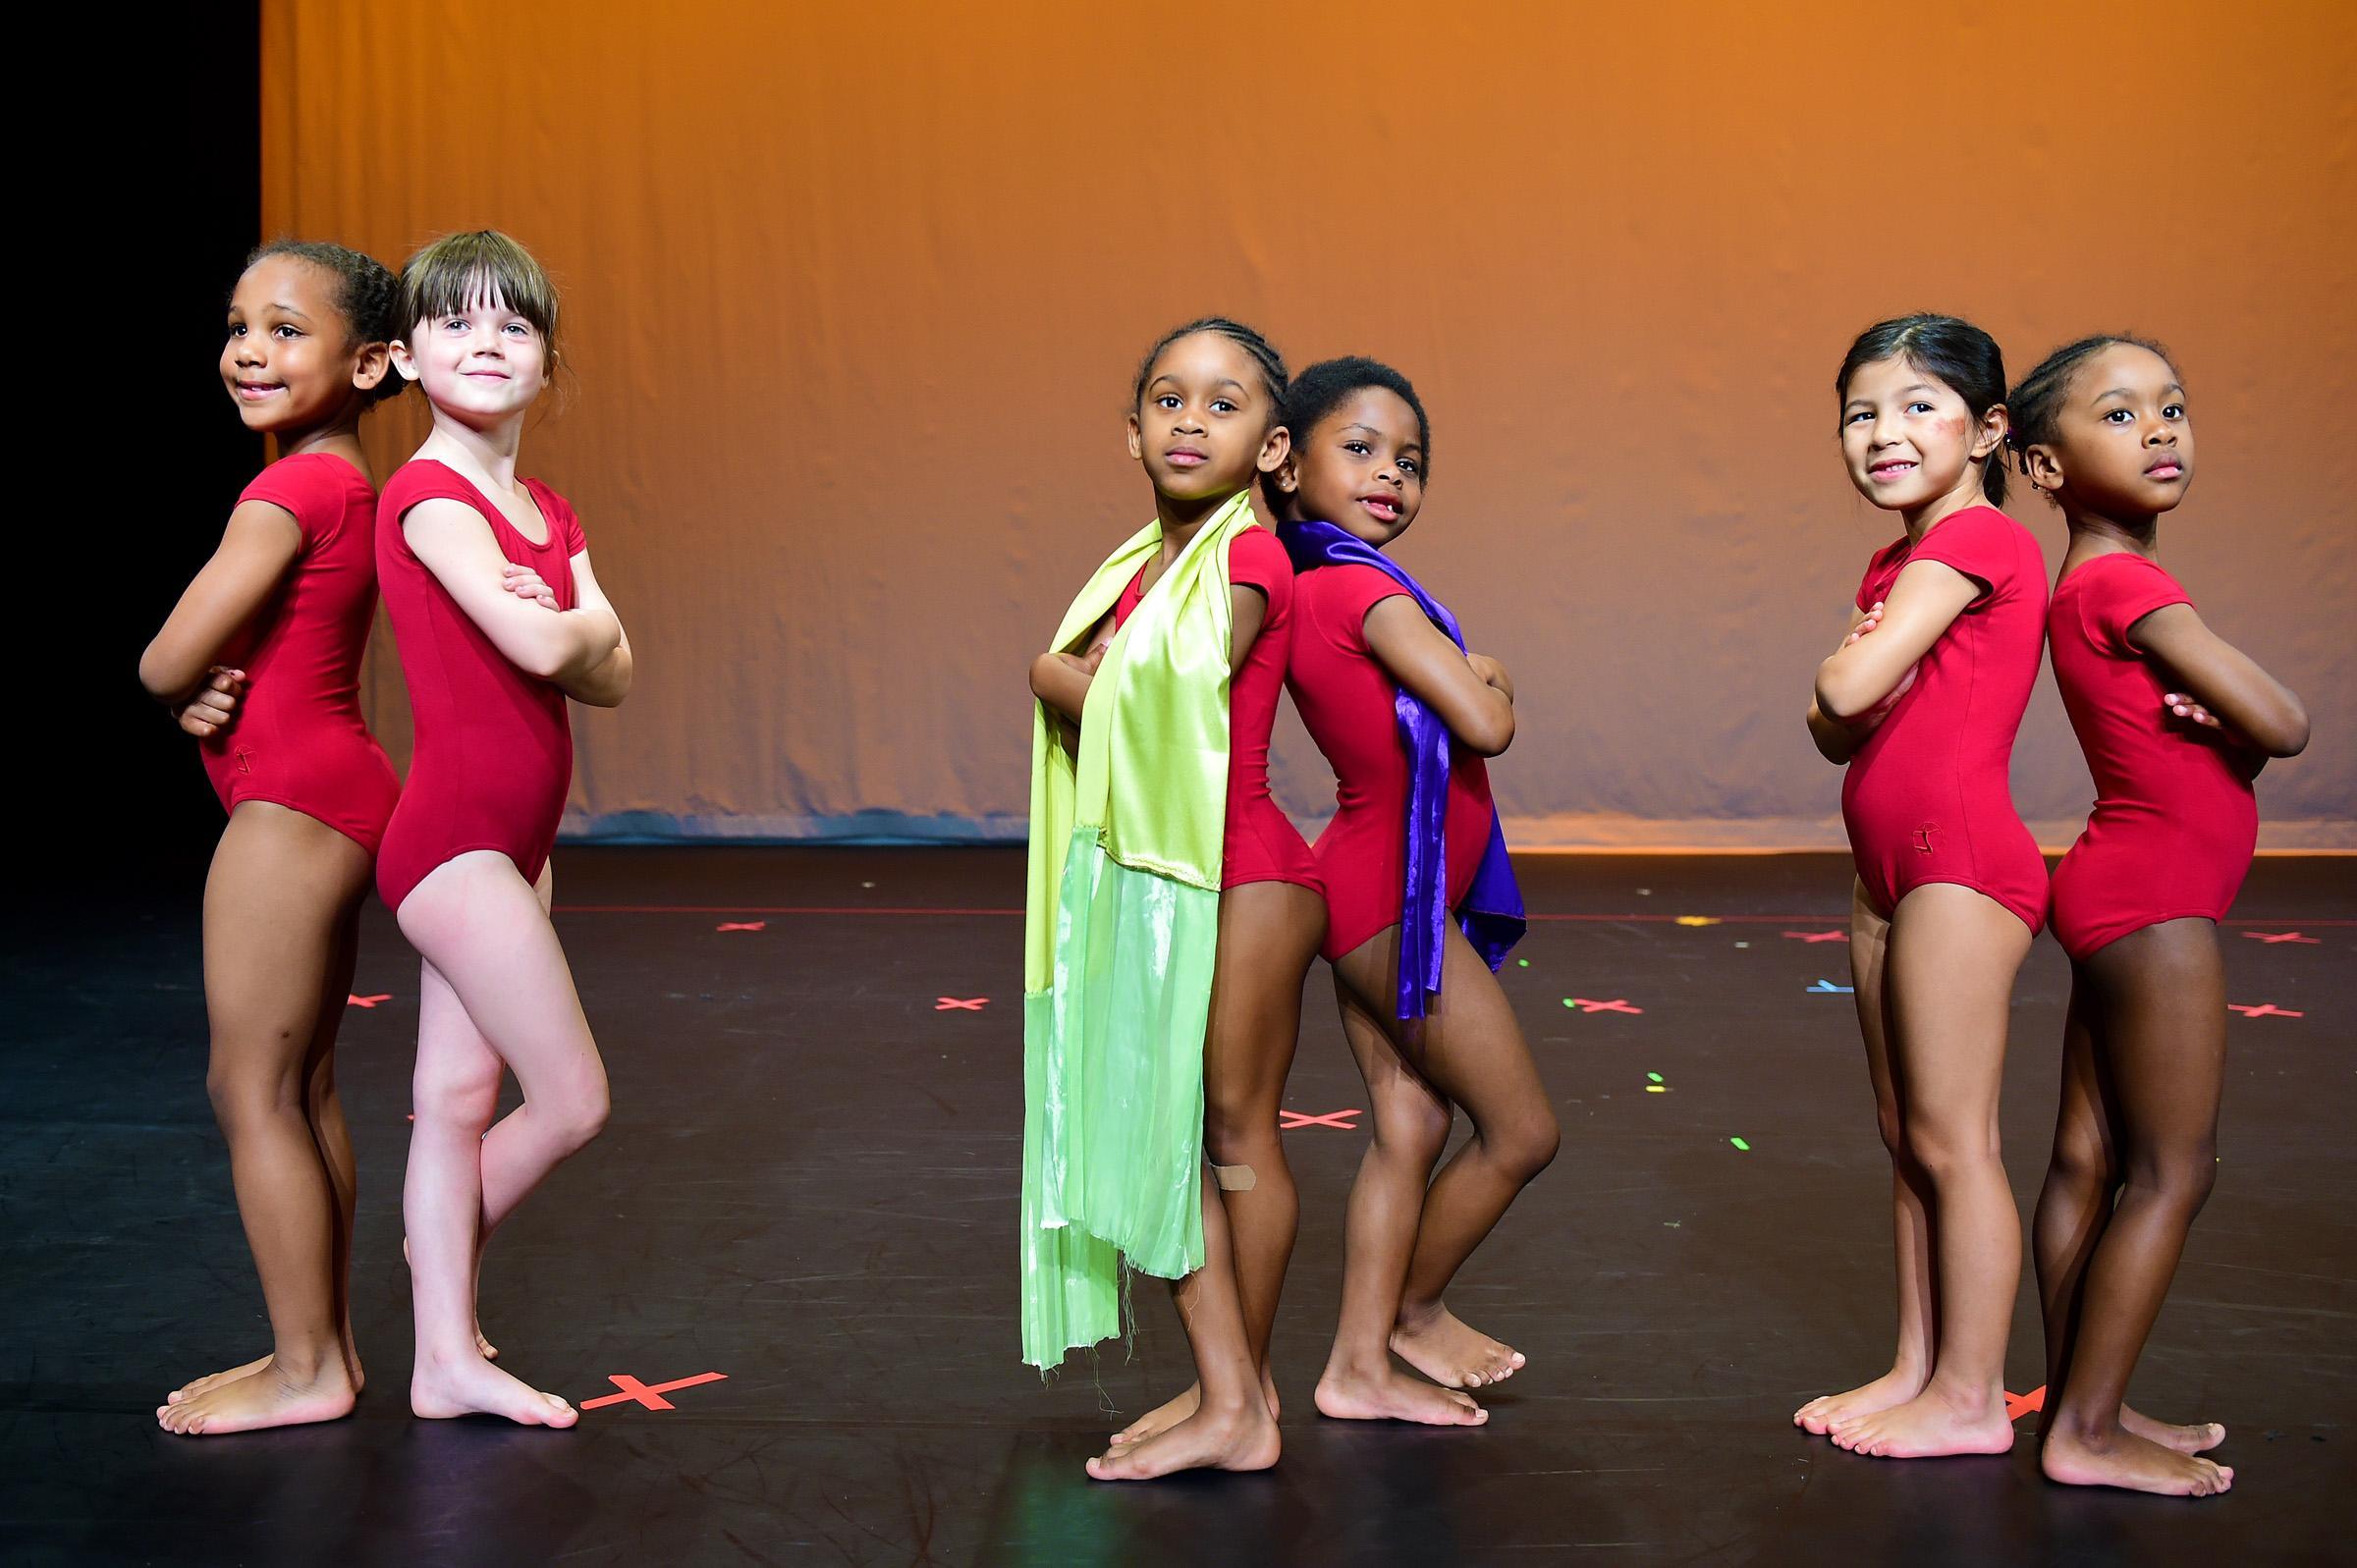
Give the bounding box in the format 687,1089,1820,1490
142,254,390,1434
2021,342,2306,1497
1284,386,1553,1428
1029,329,1306,1481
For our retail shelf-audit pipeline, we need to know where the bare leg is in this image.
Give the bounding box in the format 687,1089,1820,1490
2040,920,2233,1495
1832,884,2028,1459
1111,881,1321,1448
1316,921,1554,1423
157,804,368,1435
1796,881,1939,1434
1381,932,1557,1389
401,853,606,1427
2031,970,2223,1458
1085,1167,1282,1481
171,901,370,1404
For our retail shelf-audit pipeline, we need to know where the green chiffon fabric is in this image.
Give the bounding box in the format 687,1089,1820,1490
1020,490,1254,1369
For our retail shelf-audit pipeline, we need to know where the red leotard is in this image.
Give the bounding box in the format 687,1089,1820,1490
1840,506,2049,933
199,453,400,855
1288,562,1496,963
2047,554,2256,961
374,460,587,911
1113,524,1321,895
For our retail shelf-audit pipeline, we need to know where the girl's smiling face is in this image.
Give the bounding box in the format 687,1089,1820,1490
219,255,385,433
2027,342,2194,515
1838,354,2004,514
395,281,551,426
1281,386,1427,547
1127,331,1288,503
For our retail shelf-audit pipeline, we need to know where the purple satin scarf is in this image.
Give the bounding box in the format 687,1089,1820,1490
1280,519,1526,1018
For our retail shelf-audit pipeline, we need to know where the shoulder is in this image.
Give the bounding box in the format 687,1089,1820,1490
1228,524,1291,595
382,459,484,523
239,453,356,538
1912,506,2044,592
525,478,587,552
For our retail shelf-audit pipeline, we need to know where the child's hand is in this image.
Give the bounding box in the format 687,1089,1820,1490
502,563,560,611
1467,652,1513,698
1082,642,1109,676
2162,692,2224,732
1842,602,1886,648
175,667,246,739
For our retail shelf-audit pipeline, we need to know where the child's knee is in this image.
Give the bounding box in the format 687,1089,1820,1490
206,1051,305,1125
2045,1121,2112,1192
1902,1117,2000,1182
413,1056,502,1130
544,1071,610,1154
2127,1141,2218,1216
1369,1099,1451,1166
1489,1108,1560,1181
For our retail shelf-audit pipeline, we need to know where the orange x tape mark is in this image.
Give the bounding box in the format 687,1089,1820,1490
1280,1108,1361,1130
2005,1386,2045,1421
579,1372,728,1412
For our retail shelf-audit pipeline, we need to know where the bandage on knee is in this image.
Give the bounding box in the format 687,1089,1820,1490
1213,1162,1257,1192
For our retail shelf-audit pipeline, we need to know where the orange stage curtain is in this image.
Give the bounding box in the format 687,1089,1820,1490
263,0,2355,847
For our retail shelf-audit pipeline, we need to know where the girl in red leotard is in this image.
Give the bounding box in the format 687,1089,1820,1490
1030,319,1318,1482
143,242,399,1435
2012,337,2306,1498
1272,358,1551,1431
1796,315,2046,1461
378,231,633,1429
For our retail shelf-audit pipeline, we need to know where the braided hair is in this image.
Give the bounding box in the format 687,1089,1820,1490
1130,316,1288,420
246,240,402,404
2007,334,2177,457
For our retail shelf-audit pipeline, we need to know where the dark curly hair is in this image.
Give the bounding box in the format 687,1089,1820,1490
246,239,402,404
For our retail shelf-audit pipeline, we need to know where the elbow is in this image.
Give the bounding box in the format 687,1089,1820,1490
137,641,190,703
1464,708,1515,758
516,637,572,682
1028,653,1057,704
2269,707,2312,759
1814,667,1873,725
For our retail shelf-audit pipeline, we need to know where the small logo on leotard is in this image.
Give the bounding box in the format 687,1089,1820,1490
234,747,254,775
1912,825,1939,854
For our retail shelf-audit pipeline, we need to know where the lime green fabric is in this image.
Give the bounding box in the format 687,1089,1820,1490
1020,490,1255,1369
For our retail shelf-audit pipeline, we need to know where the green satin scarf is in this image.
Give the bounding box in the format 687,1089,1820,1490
1020,489,1255,1369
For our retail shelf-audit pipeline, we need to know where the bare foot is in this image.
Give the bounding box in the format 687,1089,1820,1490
1314,1364,1489,1427
2043,1427,2233,1495
1831,1385,2015,1458
411,1354,577,1428
155,1358,356,1436
169,1325,365,1404
2120,1403,2225,1455
1085,1400,1280,1482
1110,1368,1280,1449
1793,1365,1926,1435
1390,1303,1524,1390
404,1235,499,1361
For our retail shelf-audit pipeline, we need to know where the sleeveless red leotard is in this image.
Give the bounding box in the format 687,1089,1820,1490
1287,562,1496,962
374,460,587,911
2047,554,2256,961
1113,524,1322,895
1840,506,2049,933
200,453,400,855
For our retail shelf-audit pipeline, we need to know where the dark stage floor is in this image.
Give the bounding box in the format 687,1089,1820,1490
4,847,2349,1566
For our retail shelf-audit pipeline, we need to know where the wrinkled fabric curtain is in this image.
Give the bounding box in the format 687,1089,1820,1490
265,0,2354,848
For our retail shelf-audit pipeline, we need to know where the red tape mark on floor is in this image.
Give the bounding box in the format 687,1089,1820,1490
1782,930,1848,944
1280,1108,1361,1130
2227,1003,2304,1018
716,920,767,932
580,1372,728,1412
935,997,988,1010
1567,998,1643,1014
2005,1385,2045,1421
2244,931,2321,944
347,994,392,1009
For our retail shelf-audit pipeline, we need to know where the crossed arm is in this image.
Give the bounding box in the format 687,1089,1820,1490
404,499,632,705
2130,605,2308,762
1806,559,1979,764
139,500,305,728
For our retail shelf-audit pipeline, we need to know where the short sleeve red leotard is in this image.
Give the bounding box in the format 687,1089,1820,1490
374,460,588,911
1840,506,2049,933
1287,562,1496,963
2047,554,2257,961
1113,524,1322,896
199,453,400,854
